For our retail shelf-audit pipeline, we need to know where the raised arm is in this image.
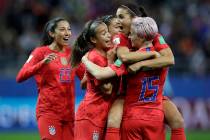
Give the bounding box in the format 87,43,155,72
141,47,175,68
16,51,57,83
119,49,160,64
116,38,159,64
128,47,174,73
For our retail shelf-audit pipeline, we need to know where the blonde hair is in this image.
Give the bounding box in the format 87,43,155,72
131,17,158,41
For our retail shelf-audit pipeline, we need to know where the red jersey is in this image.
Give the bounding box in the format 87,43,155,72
152,33,169,51
123,46,168,121
110,33,170,76
111,33,131,95
75,62,86,80
110,34,170,121
112,33,132,49
76,49,118,127
16,46,75,121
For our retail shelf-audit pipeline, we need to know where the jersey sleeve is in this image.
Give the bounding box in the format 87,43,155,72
153,34,169,52
75,63,86,80
112,33,129,48
16,48,45,83
109,59,127,76
87,51,105,86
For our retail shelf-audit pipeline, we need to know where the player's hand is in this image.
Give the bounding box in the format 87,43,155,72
107,47,116,64
128,62,142,74
154,51,161,58
100,82,113,95
43,53,57,64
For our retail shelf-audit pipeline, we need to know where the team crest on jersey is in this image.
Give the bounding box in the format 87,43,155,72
48,125,56,135
92,130,99,140
60,57,68,65
113,37,120,45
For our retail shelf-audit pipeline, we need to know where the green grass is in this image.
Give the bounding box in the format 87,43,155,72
166,130,210,140
0,130,210,140
0,132,40,140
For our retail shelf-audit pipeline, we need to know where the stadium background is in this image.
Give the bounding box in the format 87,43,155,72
0,0,210,139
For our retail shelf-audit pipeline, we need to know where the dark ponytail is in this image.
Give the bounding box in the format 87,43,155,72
139,6,148,17
100,15,116,26
40,17,67,46
70,19,104,68
120,4,148,17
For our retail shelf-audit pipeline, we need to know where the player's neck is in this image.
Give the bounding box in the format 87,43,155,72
140,41,152,49
95,47,107,57
49,43,65,52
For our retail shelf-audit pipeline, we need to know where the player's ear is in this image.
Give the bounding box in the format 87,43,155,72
90,36,97,44
48,31,55,38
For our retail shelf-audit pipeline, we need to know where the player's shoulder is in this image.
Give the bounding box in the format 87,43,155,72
33,45,49,53
88,49,101,60
153,33,167,45
88,49,106,64
31,46,50,58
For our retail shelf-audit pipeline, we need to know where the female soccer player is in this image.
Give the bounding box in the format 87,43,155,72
16,17,75,140
71,19,121,140
102,15,161,140
82,16,167,140
116,5,186,140
82,4,186,140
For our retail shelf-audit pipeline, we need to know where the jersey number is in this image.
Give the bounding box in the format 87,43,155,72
139,76,159,102
60,68,71,83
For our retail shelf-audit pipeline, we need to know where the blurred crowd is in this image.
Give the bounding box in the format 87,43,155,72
0,0,209,77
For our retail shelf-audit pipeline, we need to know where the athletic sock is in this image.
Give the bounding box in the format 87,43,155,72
171,128,186,140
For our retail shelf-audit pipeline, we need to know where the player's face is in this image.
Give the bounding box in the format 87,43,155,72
129,26,144,49
116,8,132,36
52,20,71,46
94,23,112,50
108,18,122,36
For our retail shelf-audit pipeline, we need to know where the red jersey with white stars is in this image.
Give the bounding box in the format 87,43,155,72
16,46,75,121
110,33,170,121
76,48,118,127
123,46,168,121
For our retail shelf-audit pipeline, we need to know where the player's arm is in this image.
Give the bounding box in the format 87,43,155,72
16,52,57,83
82,55,116,80
107,47,117,64
116,44,160,64
119,50,160,64
128,47,174,73
141,33,175,68
80,73,87,89
141,47,174,68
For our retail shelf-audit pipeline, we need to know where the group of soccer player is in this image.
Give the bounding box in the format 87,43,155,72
16,3,187,140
